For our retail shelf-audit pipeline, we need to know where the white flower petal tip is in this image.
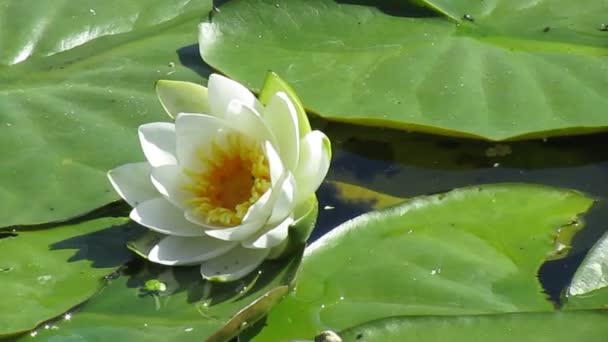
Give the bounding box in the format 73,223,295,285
244,216,293,249
259,72,311,138
107,162,158,207
155,80,209,119
148,235,238,266
130,198,206,237
294,131,332,205
108,72,330,272
263,92,300,171
208,74,261,118
138,122,177,167
200,246,270,282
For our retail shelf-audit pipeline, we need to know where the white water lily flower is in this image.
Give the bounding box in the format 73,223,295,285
108,73,331,282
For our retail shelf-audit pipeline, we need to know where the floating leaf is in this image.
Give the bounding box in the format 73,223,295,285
0,0,212,227
25,251,303,342
0,218,142,337
249,184,594,340
200,0,608,140
338,311,608,341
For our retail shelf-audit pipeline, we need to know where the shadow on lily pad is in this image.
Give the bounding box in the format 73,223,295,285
50,221,146,268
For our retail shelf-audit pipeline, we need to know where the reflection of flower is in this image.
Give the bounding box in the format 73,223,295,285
108,74,331,281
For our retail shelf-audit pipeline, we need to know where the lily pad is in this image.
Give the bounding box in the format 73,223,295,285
200,0,608,141
0,0,212,228
25,250,303,342
248,184,594,341
338,311,608,341
0,217,142,337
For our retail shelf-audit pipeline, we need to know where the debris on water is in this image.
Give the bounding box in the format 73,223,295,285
485,144,512,157
323,205,335,210
30,330,38,337
168,62,175,68
184,327,194,332
430,268,441,275
600,24,608,31
493,162,500,168
64,313,72,321
463,14,474,22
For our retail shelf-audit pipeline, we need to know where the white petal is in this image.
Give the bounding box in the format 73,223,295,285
203,218,267,242
174,113,229,171
241,187,276,223
263,92,300,172
243,216,293,249
208,74,261,118
264,141,286,189
258,72,311,139
107,162,158,207
200,245,270,282
267,172,297,226
294,131,331,206
150,165,191,209
225,99,277,146
130,197,205,237
138,122,177,167
148,235,237,266
155,80,209,119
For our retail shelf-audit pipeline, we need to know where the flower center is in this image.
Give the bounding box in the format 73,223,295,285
184,132,270,226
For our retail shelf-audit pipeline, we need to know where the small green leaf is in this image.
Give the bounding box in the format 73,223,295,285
156,80,210,119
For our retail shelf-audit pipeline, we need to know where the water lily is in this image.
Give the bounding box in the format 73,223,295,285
108,73,331,281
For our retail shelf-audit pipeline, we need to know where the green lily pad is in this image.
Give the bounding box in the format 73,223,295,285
0,0,212,228
25,251,303,342
248,184,594,341
0,217,142,337
13,193,318,341
337,311,608,341
200,0,608,141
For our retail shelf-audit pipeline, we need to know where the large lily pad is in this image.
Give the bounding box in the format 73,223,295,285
248,184,594,340
338,311,608,341
24,250,303,342
0,217,142,337
200,0,608,141
0,0,211,228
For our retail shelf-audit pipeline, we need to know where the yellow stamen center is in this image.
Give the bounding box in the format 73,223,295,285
184,132,270,226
